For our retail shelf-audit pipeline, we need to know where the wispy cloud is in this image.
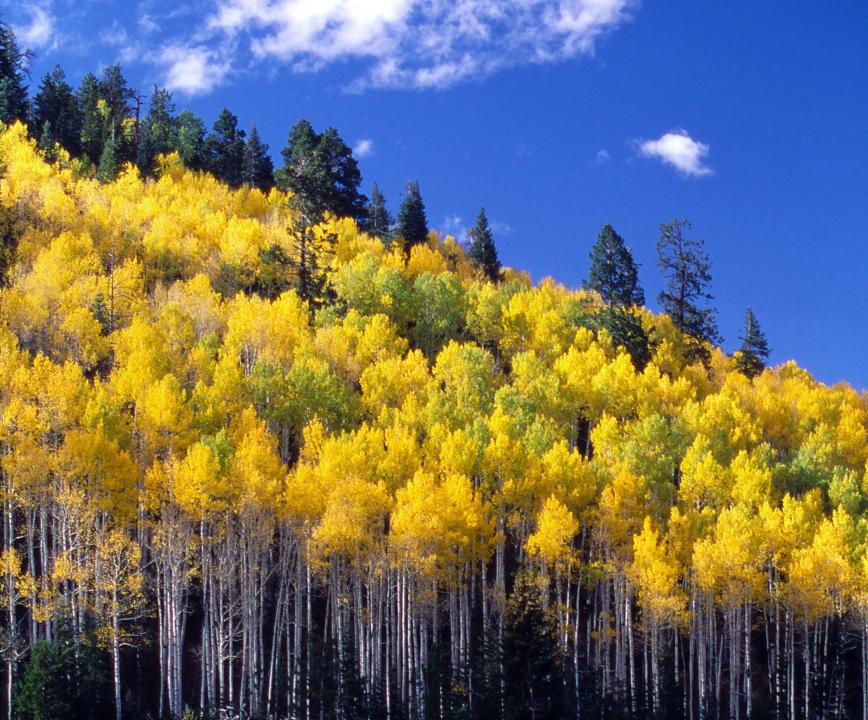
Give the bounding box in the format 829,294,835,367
146,0,636,94
14,3,56,50
353,138,374,158
442,214,465,235
159,44,232,95
594,148,611,165
638,129,712,177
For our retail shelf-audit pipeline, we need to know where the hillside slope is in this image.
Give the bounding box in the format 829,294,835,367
0,122,866,720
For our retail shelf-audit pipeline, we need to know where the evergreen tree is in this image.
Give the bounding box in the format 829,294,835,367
31,65,82,156
502,570,567,720
597,305,654,370
15,641,74,720
136,86,176,175
78,72,103,166
0,19,29,125
397,180,428,253
585,224,644,306
241,124,274,192
205,108,245,187
97,65,133,163
467,206,501,281
15,620,110,720
735,307,770,379
275,119,367,222
656,218,720,362
97,136,120,182
0,162,17,286
364,183,392,240
176,110,206,170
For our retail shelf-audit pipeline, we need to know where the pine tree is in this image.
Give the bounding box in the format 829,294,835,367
364,183,392,240
397,180,428,253
656,218,720,362
241,124,274,192
502,570,567,720
176,110,206,170
205,108,246,187
0,20,29,125
467,206,501,281
275,119,366,221
735,307,770,379
78,73,103,166
136,86,177,175
98,136,121,182
97,65,133,164
15,620,110,720
585,224,644,306
597,305,654,370
31,65,82,156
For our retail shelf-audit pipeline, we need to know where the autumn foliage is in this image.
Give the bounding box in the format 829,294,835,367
0,122,866,720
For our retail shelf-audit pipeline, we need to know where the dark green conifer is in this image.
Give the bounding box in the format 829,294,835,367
397,180,428,253
77,73,103,165
275,119,366,221
0,19,29,125
735,307,770,378
502,570,567,720
468,206,501,282
176,110,207,170
241,124,274,192
205,108,246,187
137,86,177,175
585,224,644,306
97,136,120,182
656,218,720,362
31,65,81,156
364,183,392,240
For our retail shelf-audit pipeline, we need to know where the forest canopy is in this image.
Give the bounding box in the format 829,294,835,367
0,99,865,720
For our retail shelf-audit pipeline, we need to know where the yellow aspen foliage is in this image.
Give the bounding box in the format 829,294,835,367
693,506,764,607
379,423,421,491
787,507,859,621
224,291,310,374
539,441,597,518
231,408,285,511
436,428,484,479
139,373,193,455
597,469,652,563
526,495,579,570
406,243,449,279
173,441,230,518
313,476,391,566
554,342,608,420
95,529,145,633
391,471,492,579
360,350,432,425
58,427,138,523
629,517,685,628
729,447,774,508
429,340,496,430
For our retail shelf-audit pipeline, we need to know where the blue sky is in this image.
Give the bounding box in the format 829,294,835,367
5,0,867,389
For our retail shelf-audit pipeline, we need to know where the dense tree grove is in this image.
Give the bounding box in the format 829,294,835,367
1,22,867,720
0,121,865,720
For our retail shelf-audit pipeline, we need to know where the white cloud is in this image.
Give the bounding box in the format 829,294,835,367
353,138,374,157
152,0,636,93
594,148,610,165
15,4,56,50
442,214,465,235
139,14,161,35
638,129,712,177
159,45,232,95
